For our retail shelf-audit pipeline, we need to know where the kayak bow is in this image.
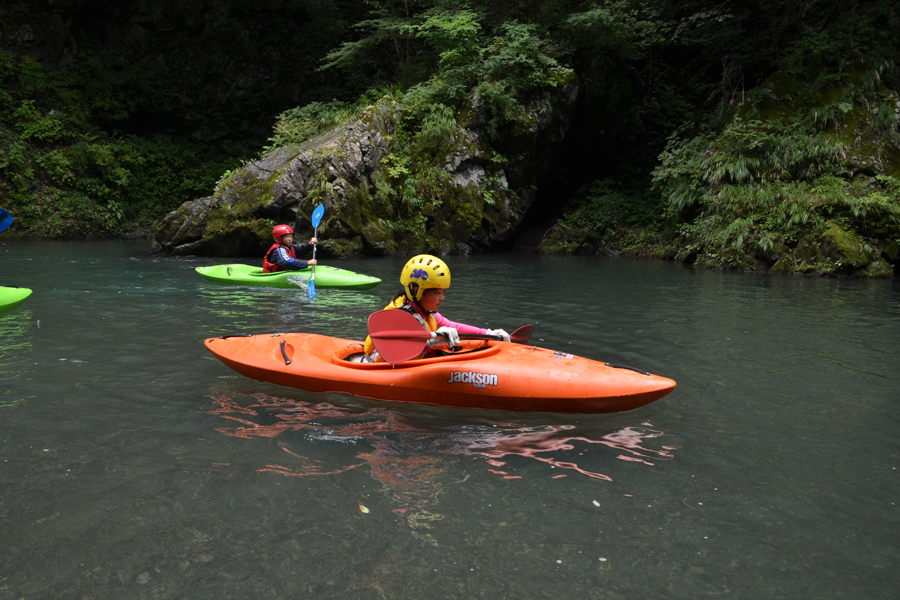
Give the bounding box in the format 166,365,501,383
0,287,32,313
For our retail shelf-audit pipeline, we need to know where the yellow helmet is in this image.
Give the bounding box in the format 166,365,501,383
400,254,451,302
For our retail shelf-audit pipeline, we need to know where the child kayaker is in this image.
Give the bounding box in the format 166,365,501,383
263,224,318,273
362,254,510,362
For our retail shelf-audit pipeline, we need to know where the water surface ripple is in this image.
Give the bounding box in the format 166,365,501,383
1,241,898,599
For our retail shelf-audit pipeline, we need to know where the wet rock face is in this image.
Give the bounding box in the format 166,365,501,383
150,196,214,256
151,102,400,257
151,84,580,258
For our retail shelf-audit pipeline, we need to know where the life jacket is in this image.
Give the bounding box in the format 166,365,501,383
262,243,295,273
363,296,437,359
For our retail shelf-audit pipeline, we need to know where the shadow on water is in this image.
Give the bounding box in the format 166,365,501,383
209,388,678,547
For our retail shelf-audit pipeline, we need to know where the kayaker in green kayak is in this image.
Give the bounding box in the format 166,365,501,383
263,224,319,273
361,254,510,362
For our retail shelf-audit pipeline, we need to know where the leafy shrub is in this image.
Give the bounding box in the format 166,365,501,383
263,101,353,151
0,49,252,237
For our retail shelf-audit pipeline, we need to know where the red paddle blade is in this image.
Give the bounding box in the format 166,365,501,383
509,324,535,344
367,310,431,364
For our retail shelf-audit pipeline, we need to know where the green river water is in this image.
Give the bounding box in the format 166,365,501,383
1,240,898,599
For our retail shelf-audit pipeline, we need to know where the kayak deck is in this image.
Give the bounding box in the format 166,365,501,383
204,333,677,414
195,263,381,290
0,287,32,313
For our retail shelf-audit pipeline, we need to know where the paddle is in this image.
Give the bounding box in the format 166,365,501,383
308,203,324,300
0,208,12,234
367,309,535,364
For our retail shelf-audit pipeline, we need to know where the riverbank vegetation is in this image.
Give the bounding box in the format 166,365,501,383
1,0,897,275
0,49,249,237
535,1,900,276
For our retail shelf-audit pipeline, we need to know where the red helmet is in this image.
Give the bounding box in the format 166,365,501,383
272,224,293,242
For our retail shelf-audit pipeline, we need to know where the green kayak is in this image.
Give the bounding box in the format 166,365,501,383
0,286,32,313
195,263,381,290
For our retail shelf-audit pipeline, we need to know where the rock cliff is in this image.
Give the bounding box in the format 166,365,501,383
152,82,579,257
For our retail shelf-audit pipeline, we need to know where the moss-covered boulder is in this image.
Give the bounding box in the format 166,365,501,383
819,221,876,271
152,101,402,256
152,85,579,257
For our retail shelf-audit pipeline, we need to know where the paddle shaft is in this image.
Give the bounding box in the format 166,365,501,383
311,223,317,280
367,309,535,364
371,325,534,344
309,203,324,285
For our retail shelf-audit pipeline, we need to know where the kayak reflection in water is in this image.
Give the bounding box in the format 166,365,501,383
262,224,318,273
361,254,509,363
211,390,679,545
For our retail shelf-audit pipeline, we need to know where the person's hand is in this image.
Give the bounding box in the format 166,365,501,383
310,237,318,244
486,328,510,342
307,259,317,266
429,326,460,349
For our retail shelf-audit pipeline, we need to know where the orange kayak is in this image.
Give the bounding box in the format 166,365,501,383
205,333,676,414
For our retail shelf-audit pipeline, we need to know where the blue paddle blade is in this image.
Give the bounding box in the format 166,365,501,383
311,204,324,228
0,208,12,234
307,278,317,301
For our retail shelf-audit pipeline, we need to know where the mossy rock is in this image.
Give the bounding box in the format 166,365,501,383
820,222,875,271
856,259,894,278
721,249,769,271
153,84,577,257
536,225,595,254
693,252,761,270
150,196,214,252
361,220,395,248
321,237,363,257
883,240,900,262
753,241,790,265
771,238,829,274
201,220,271,257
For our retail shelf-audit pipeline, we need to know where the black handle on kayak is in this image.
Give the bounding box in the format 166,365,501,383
280,340,291,365
605,363,650,375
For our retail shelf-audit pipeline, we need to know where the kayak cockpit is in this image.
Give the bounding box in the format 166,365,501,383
332,339,500,369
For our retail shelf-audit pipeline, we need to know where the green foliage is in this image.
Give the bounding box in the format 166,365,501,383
469,22,570,128
644,2,900,270
0,49,251,237
320,6,570,131
305,169,337,206
654,119,900,261
563,2,669,58
12,100,64,142
538,177,667,254
654,119,847,217
263,101,354,151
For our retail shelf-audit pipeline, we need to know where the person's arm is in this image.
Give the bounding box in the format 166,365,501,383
433,312,488,335
292,242,313,254
272,246,310,270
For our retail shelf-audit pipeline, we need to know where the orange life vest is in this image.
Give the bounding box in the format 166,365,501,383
262,243,295,273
